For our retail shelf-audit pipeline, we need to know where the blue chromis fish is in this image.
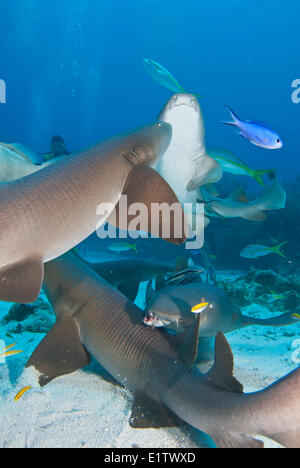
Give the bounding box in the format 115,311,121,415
240,241,287,259
108,242,138,254
208,149,276,186
143,59,202,98
221,106,284,150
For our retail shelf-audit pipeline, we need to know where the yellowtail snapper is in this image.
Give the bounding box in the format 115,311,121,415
240,241,287,259
143,59,202,98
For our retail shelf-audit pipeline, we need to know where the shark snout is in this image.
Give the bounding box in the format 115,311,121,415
143,312,168,328
167,93,199,111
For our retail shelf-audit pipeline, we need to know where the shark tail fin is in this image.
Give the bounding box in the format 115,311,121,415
258,368,300,448
251,169,277,186
208,335,300,449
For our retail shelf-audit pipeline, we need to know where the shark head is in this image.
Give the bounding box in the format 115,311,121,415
158,93,206,162
124,121,172,167
155,94,222,201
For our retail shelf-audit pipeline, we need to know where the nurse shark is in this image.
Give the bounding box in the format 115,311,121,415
154,93,223,233
0,122,187,303
27,252,300,449
78,256,188,302
144,279,299,362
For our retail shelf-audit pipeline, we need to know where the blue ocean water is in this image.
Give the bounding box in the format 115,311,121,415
0,0,299,179
1,1,300,449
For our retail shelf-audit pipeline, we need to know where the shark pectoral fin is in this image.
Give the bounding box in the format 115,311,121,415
109,165,187,245
117,279,140,302
211,432,264,449
205,332,243,393
0,258,44,303
203,184,219,197
244,209,267,222
26,317,91,386
130,392,183,429
187,158,223,192
177,314,201,370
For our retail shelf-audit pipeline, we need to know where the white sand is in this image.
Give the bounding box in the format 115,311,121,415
0,273,299,448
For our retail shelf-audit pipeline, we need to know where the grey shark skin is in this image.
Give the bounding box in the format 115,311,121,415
27,253,300,449
145,281,299,336
0,122,187,304
201,179,286,222
84,257,180,302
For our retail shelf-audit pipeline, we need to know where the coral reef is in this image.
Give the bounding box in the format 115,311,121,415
217,268,300,311
1,292,55,334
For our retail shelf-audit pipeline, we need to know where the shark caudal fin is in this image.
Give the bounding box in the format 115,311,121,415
0,258,44,303
259,368,300,448
211,334,300,448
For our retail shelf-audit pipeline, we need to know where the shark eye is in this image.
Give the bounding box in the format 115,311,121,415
276,139,281,143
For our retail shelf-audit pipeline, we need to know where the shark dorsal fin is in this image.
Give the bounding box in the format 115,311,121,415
177,314,201,370
205,333,244,393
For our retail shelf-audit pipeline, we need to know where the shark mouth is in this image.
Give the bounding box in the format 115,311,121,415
143,314,165,328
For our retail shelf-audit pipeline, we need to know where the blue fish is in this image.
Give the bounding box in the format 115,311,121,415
221,106,284,150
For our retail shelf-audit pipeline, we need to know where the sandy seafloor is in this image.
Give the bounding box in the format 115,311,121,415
0,270,299,449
